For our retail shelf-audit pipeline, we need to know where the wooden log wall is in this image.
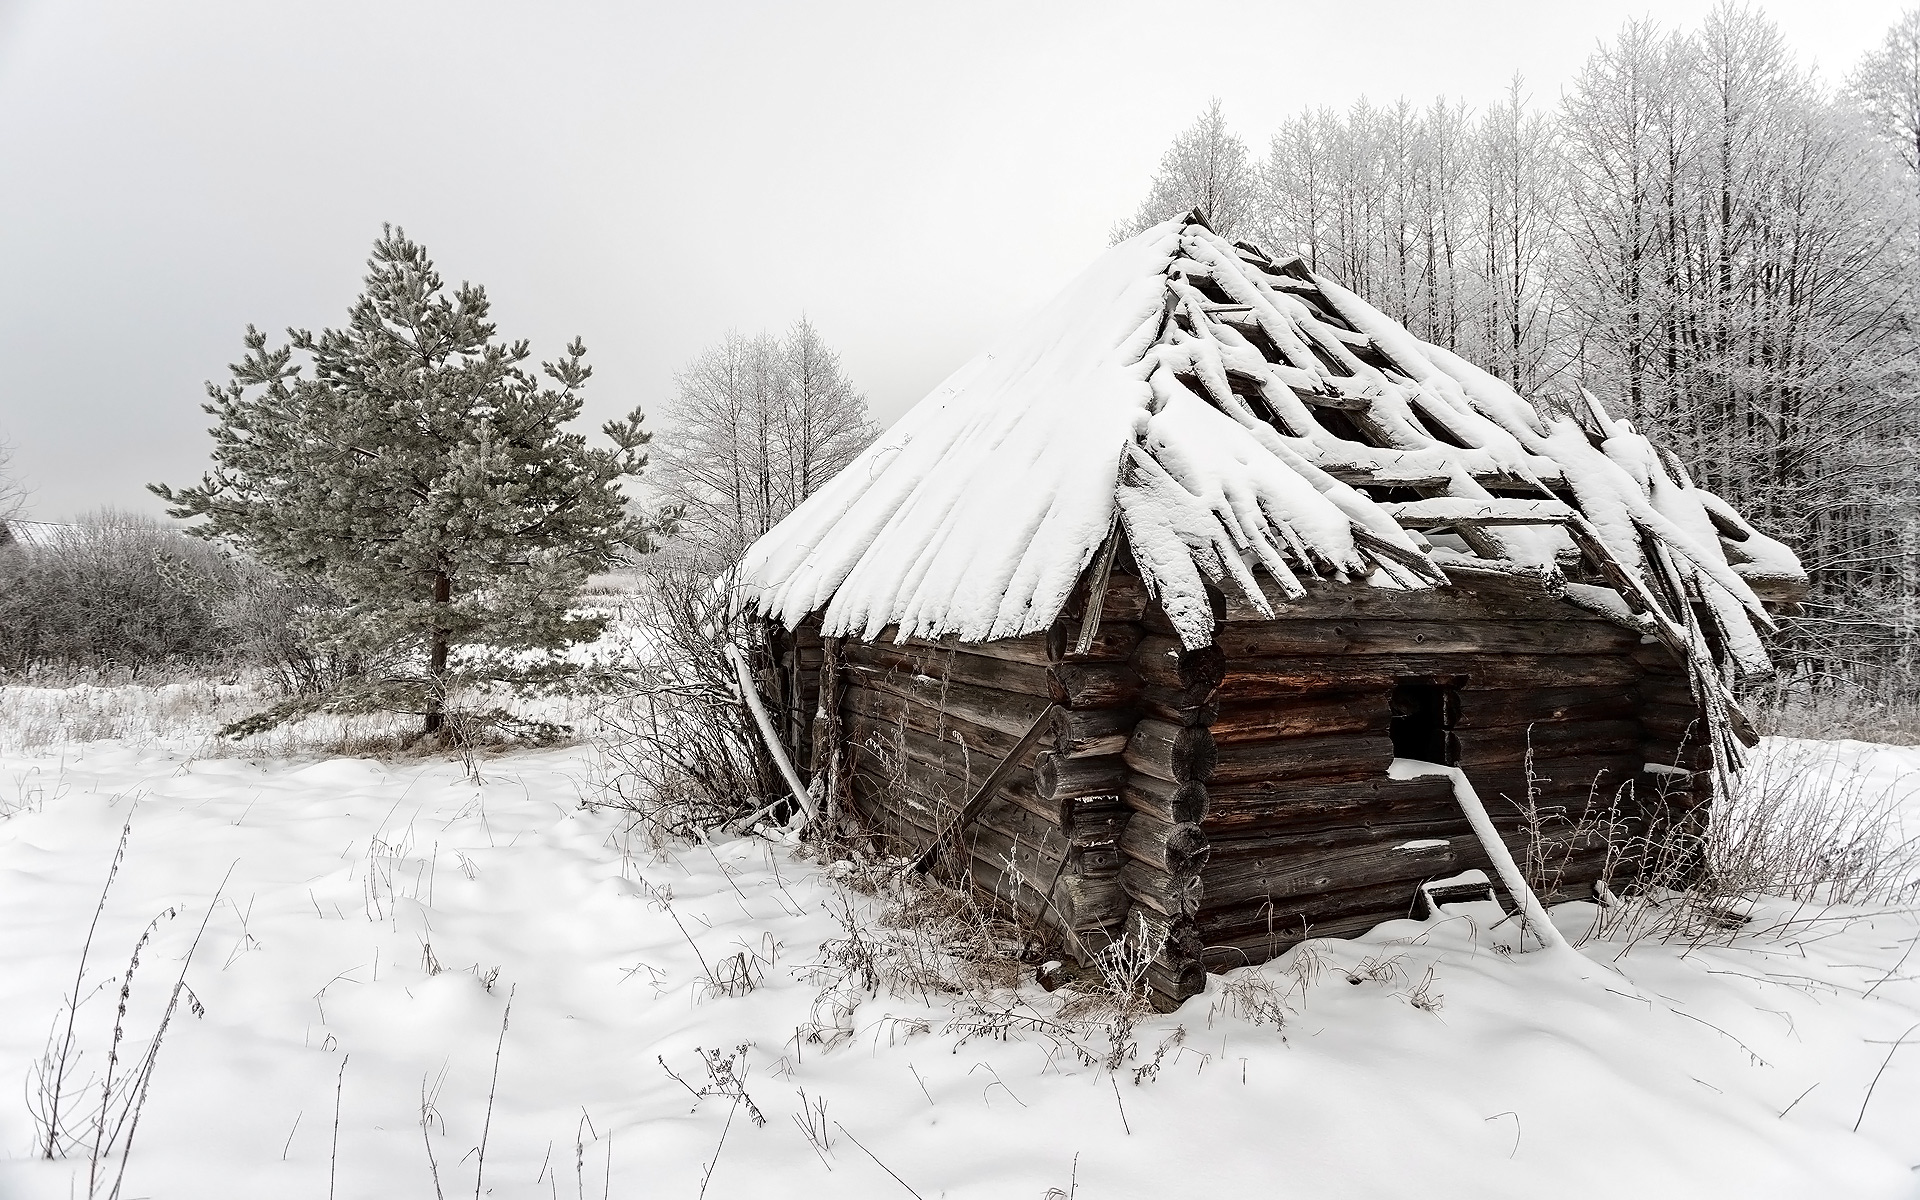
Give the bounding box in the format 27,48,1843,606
1175,579,1700,972
794,564,1713,1009
833,569,1153,961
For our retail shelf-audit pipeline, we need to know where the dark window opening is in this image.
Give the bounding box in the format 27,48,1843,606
1391,680,1459,765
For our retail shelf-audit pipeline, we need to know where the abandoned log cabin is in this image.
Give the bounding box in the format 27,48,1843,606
734,211,1808,1008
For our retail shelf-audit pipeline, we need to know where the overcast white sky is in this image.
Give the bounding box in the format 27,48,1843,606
0,0,1901,520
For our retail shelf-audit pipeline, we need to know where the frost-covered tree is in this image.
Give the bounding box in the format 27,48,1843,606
1114,99,1258,241
151,227,659,740
1117,5,1920,692
1849,7,1920,182
654,318,874,561
0,435,25,525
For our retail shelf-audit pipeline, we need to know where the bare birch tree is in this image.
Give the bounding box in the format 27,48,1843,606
1113,99,1258,241
0,437,25,526
654,319,875,562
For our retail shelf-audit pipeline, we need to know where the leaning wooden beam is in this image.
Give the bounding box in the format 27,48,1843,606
1072,521,1122,656
725,643,818,826
1388,759,1567,952
909,703,1062,873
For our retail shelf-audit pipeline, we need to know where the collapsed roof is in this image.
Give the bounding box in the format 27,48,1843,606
737,213,1804,752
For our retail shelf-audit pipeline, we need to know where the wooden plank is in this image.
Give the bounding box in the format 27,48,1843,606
1454,720,1644,768
1034,752,1128,801
843,673,1050,748
1218,654,1641,699
1208,694,1389,742
1452,685,1641,729
1050,619,1144,664
1133,637,1229,695
1209,731,1397,786
1203,775,1455,835
1047,662,1144,710
1213,619,1640,659
867,626,1055,667
841,712,1059,830
1140,687,1221,727
844,640,1052,697
844,741,1071,861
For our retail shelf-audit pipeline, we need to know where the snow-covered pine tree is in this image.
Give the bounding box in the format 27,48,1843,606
151,226,659,741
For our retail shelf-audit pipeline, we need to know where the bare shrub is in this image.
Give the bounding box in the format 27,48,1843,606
1575,743,1920,950
1754,687,1920,747
0,509,355,696
590,554,777,838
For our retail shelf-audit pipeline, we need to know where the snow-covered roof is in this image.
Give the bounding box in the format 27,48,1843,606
737,214,1804,748
0,520,69,550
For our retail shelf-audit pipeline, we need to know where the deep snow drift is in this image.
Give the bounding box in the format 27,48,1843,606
1,725,1917,1198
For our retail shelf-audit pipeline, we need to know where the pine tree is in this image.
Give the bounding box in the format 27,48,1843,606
151,227,659,740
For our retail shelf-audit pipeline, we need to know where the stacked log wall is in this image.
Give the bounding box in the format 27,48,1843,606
802,569,1713,1007
1187,581,1699,970
834,572,1152,950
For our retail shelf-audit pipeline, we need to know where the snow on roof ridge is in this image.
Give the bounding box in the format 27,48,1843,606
735,213,1805,725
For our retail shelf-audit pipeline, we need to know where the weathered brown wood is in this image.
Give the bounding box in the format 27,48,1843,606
842,678,1051,762
1133,638,1228,696
1199,829,1499,908
866,626,1056,668
844,641,1053,698
1123,718,1219,784
1120,858,1202,918
845,713,1126,837
1453,685,1640,729
1209,731,1396,786
1463,754,1649,808
1034,752,1127,801
842,713,1060,831
1120,814,1211,872
1197,843,1629,947
1047,663,1143,710
845,741,1072,861
1058,794,1130,844
1229,576,1617,624
1124,774,1210,825
911,703,1062,873
1208,694,1388,743
1454,720,1644,767
1048,617,1143,663
1049,706,1136,759
1213,619,1641,659
1217,653,1640,698
847,721,1127,849
1054,873,1130,931
1139,687,1221,727
1127,905,1205,963
1202,775,1455,834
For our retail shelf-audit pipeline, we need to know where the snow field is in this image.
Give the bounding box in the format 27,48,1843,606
0,732,1917,1198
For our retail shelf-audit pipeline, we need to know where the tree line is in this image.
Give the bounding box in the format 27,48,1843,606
1118,4,1920,693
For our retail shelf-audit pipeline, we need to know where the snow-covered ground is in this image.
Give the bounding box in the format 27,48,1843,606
1,715,1918,1198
